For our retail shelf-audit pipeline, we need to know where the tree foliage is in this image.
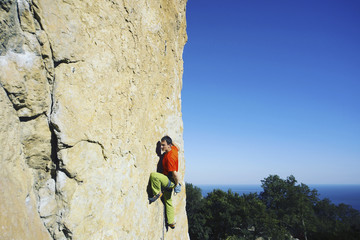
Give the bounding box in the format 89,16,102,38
185,183,211,240
186,175,360,240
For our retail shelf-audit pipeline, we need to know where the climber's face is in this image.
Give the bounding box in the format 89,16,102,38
161,140,172,152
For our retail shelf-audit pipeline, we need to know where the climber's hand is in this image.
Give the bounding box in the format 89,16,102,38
174,183,182,194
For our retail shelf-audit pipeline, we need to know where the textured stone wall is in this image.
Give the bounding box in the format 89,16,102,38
0,0,188,239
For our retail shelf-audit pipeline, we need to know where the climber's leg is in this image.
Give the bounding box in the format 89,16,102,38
163,190,175,226
149,172,172,203
150,172,171,194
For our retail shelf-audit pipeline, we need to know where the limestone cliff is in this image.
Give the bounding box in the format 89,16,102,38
0,0,188,239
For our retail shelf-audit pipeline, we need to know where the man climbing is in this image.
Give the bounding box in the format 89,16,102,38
149,135,182,229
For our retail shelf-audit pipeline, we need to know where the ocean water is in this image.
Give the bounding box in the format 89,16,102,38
197,184,360,211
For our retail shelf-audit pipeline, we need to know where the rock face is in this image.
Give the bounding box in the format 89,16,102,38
0,0,188,239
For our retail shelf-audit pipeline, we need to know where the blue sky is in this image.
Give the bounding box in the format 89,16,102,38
182,0,360,185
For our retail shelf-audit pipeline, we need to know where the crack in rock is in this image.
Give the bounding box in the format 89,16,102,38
53,59,84,68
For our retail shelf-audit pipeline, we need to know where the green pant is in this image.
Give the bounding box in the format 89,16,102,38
150,172,176,224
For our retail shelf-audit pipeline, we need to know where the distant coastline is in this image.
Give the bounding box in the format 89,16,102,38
197,184,360,211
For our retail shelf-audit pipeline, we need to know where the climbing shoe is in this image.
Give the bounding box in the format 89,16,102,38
168,223,176,229
148,192,163,204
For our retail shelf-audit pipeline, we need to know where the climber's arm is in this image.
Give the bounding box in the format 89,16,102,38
172,142,180,151
171,171,179,185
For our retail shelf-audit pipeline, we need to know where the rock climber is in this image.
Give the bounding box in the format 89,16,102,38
149,135,182,229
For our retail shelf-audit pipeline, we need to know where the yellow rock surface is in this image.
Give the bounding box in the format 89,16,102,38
0,0,188,239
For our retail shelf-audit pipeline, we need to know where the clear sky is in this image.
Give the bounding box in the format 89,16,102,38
182,0,360,185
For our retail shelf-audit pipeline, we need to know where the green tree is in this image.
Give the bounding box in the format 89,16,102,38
238,193,288,240
204,189,286,240
260,175,319,240
185,183,210,240
332,203,360,240
312,198,360,240
204,189,237,240
186,178,360,240
312,198,337,239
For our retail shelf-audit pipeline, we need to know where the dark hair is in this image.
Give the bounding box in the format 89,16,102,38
161,135,173,145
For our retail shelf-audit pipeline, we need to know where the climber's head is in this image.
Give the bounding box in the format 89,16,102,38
161,135,172,152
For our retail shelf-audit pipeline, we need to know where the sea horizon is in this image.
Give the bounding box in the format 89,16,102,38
195,183,360,211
